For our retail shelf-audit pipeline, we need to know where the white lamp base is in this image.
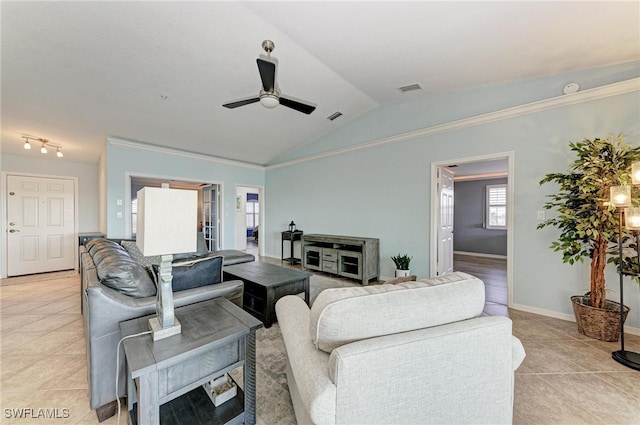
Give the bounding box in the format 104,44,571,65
148,317,182,341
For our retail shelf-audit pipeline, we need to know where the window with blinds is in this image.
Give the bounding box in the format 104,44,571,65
486,184,507,229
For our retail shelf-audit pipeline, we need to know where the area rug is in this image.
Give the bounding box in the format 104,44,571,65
230,272,360,425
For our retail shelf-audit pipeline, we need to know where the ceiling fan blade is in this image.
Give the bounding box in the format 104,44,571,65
222,97,260,109
279,95,316,115
257,58,276,92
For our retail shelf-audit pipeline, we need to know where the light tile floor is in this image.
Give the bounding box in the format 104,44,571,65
1,272,640,424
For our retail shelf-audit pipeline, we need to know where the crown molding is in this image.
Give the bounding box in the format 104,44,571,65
107,137,265,170
267,77,640,171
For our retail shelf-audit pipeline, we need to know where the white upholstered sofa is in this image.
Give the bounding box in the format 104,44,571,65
275,272,525,425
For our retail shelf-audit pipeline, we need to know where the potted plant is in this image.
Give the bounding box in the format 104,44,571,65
391,254,412,277
538,135,640,341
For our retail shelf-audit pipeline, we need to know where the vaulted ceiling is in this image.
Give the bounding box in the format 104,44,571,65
2,1,638,165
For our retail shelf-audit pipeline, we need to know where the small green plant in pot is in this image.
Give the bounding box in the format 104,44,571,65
537,135,640,341
391,254,412,277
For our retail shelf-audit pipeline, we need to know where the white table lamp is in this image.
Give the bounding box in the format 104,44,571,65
137,187,197,341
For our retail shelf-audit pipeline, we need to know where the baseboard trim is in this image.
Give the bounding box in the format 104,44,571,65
454,251,507,259
511,303,640,336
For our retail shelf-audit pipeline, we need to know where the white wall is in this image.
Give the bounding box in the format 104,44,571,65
1,153,99,232
0,153,100,278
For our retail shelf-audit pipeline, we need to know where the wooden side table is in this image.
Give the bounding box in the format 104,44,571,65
281,230,303,265
120,297,263,425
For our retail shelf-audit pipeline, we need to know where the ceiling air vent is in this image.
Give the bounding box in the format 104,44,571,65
398,83,422,93
327,111,343,121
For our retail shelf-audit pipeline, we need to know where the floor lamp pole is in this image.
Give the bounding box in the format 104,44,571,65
611,209,640,371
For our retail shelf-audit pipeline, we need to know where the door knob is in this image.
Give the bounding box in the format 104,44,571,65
9,229,20,233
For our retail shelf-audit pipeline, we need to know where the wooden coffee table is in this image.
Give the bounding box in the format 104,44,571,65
224,261,311,328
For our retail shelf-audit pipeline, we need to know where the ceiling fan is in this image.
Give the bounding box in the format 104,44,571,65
222,40,316,115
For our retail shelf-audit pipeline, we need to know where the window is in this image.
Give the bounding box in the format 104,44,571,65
246,200,259,230
131,198,138,237
486,184,507,229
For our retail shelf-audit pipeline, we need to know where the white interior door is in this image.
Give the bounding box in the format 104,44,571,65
7,175,76,276
437,167,454,275
201,184,220,251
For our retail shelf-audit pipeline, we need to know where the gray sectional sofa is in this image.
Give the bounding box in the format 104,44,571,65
80,236,254,421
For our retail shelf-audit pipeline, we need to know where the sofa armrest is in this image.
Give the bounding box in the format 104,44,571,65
276,296,336,425
85,279,243,337
512,335,526,370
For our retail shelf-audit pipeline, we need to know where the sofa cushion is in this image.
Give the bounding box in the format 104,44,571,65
214,249,255,265
121,240,161,268
383,274,417,284
310,272,485,353
86,238,157,298
172,232,209,261
153,256,223,292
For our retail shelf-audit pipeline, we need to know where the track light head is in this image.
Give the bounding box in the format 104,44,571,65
21,136,63,158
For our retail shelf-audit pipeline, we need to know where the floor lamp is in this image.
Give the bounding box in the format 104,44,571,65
137,186,198,341
610,184,640,371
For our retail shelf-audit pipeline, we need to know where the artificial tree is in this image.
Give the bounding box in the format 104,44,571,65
538,134,640,310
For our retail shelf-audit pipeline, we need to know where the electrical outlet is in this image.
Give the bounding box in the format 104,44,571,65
537,211,545,220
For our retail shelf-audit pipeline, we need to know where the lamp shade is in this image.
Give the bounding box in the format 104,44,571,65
625,208,640,231
632,162,640,185
610,185,632,208
136,187,198,256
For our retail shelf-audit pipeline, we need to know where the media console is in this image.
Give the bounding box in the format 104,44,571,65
302,234,379,285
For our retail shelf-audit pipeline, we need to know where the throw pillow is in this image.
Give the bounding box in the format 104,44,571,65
121,240,161,268
153,255,223,292
383,275,417,284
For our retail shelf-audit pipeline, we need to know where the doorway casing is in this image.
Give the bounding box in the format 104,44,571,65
125,173,224,248
430,151,514,307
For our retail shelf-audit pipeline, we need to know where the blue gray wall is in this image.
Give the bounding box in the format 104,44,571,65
265,62,640,329
104,139,265,247
3,61,639,331
454,178,508,256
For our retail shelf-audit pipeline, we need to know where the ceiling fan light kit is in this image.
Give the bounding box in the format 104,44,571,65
259,90,280,108
223,40,316,115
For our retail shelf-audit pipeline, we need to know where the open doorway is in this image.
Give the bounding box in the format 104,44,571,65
127,175,222,250
235,186,262,257
431,152,514,309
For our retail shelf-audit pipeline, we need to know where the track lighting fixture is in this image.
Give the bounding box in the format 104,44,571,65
21,136,63,158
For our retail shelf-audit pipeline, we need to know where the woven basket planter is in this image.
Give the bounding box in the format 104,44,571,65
571,296,629,342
